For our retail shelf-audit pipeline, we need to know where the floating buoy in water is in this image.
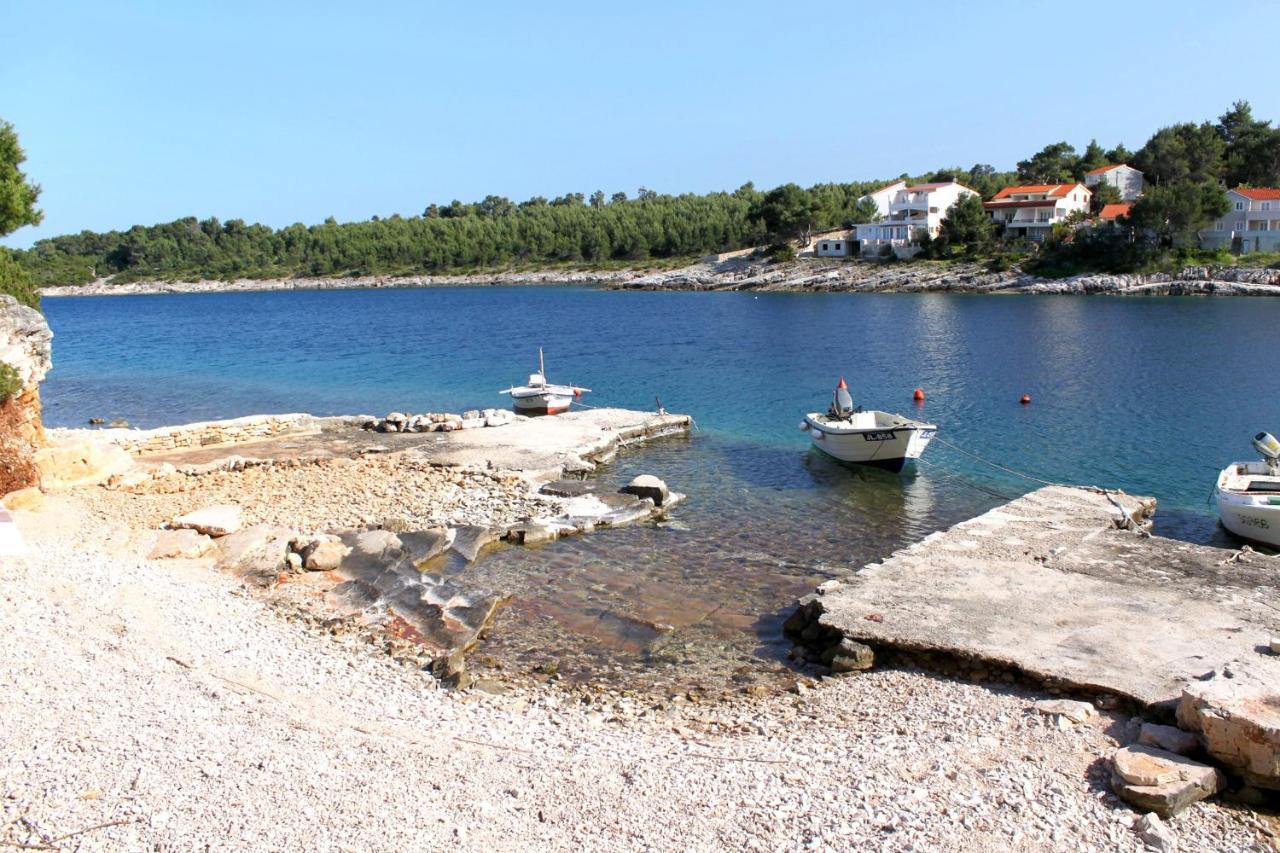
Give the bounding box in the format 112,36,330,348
913,388,925,402
574,387,583,398
1020,394,1032,405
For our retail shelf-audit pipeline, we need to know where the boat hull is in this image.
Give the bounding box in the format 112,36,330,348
510,390,575,416
804,414,936,470
1216,484,1280,549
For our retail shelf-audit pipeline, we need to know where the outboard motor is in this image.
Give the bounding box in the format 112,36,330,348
831,377,854,418
1255,431,1280,475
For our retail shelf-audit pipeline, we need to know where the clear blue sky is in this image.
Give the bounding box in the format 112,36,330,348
3,0,1277,247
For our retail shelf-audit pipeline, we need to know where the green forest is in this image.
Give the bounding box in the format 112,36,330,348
7,101,1280,294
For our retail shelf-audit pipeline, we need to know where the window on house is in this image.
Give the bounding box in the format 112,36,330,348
1238,221,1247,231
1235,201,1245,210
1264,202,1272,211
1216,222,1224,231
821,244,828,251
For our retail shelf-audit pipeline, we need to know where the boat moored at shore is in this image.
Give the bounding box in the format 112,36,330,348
1215,431,1280,549
801,378,937,471
500,349,590,415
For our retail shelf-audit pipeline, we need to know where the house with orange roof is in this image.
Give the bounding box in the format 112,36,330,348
1084,164,1144,201
982,183,1092,242
1201,188,1280,253
853,179,979,257
1098,203,1131,222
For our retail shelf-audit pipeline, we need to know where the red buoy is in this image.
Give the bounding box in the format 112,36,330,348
913,388,925,402
1020,394,1031,405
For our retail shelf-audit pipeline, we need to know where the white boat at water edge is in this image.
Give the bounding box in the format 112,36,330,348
499,348,590,416
800,377,937,472
1215,431,1280,550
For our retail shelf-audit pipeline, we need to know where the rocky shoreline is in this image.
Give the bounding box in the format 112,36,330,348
36,258,1280,299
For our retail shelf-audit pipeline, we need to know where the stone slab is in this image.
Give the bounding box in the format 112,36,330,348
789,485,1280,709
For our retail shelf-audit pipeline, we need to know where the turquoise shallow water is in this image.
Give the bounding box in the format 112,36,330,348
40,286,1280,689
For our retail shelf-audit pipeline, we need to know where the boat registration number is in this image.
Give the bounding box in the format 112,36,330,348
1239,514,1271,530
861,431,897,442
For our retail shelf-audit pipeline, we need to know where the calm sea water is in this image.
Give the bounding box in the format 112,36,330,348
41,287,1280,690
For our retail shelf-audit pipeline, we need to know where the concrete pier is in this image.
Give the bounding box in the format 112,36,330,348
786,485,1280,710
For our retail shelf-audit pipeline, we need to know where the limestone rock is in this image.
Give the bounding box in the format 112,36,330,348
561,453,595,475
1177,668,1280,789
828,639,875,673
1034,698,1098,725
485,411,514,428
0,296,52,388
460,417,485,430
149,529,216,560
1110,745,1223,816
293,535,350,572
352,528,403,559
620,474,670,507
505,521,557,545
539,480,598,498
1134,813,1177,853
449,525,501,562
1,487,43,511
172,504,243,537
216,525,297,585
1138,723,1199,756
34,438,136,491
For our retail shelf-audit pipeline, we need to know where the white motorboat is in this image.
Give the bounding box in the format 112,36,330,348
800,378,937,471
499,349,590,416
1215,431,1280,549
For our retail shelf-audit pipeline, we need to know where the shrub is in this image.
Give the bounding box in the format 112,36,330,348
767,243,796,262
0,362,20,401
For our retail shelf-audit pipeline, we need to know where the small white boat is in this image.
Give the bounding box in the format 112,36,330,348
499,349,590,416
800,377,936,471
1215,432,1280,549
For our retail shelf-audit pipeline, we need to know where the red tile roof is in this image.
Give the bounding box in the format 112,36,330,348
983,199,1061,209
1232,188,1280,201
1099,203,1132,220
990,183,1086,201
867,180,907,195
1086,164,1130,176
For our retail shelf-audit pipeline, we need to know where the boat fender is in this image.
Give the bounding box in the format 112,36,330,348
574,388,583,398
812,429,824,440
913,388,925,402
798,420,810,431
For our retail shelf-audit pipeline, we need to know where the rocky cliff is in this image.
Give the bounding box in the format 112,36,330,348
0,295,53,495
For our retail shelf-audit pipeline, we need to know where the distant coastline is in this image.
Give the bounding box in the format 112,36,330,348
37,258,1280,299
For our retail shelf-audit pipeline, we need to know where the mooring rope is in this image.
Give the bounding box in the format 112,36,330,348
929,435,1150,536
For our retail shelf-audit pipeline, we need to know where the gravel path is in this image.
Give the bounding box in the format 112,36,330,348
87,456,556,533
1,506,1272,851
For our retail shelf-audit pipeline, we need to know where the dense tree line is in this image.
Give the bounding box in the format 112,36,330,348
13,102,1280,288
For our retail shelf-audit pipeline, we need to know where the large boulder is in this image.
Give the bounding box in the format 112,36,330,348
620,474,670,507
1177,668,1280,790
216,524,297,585
33,438,136,491
171,504,244,537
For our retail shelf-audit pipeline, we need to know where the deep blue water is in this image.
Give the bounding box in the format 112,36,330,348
42,286,1280,520
39,286,1280,688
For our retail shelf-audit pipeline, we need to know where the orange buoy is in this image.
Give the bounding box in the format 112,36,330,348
837,376,848,389
912,388,925,402
574,388,583,398
1020,394,1031,405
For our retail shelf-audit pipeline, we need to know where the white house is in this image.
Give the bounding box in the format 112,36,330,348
854,180,979,257
1084,164,1144,201
857,180,907,219
1202,188,1280,253
983,183,1092,241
